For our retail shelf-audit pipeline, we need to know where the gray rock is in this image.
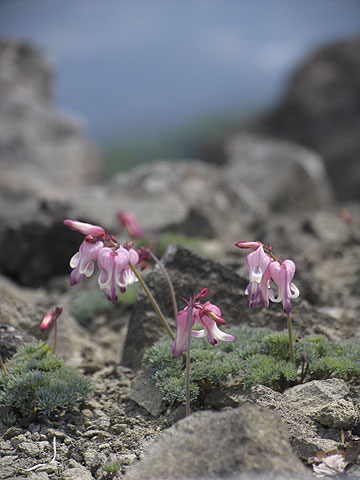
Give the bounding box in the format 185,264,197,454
254,36,360,202
284,379,360,429
223,132,333,214
251,385,339,457
62,460,95,480
0,324,36,362
70,159,258,240
129,370,167,416
124,404,309,480
17,441,40,457
0,38,102,199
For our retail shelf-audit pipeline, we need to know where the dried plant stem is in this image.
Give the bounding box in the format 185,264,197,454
185,307,193,417
287,313,295,363
150,251,178,319
0,353,8,376
128,262,175,340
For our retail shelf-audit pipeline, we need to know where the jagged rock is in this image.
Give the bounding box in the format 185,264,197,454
0,38,102,199
222,132,334,214
124,404,310,479
284,379,360,429
250,385,339,457
254,36,360,202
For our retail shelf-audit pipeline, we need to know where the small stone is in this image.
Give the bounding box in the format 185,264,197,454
120,453,137,465
28,473,50,480
46,428,67,440
83,447,107,469
0,466,15,479
17,441,40,457
31,432,41,442
3,427,22,440
314,398,360,429
62,466,95,480
284,379,359,428
129,370,167,416
10,434,27,449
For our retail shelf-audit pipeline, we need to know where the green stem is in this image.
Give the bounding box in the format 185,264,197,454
185,306,193,417
150,251,178,320
53,319,57,354
128,262,175,341
0,353,8,376
287,313,295,363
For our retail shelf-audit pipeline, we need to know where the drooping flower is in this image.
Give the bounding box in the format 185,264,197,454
268,259,299,314
97,246,139,303
245,245,272,308
172,291,235,358
69,239,104,286
63,219,106,240
117,210,144,238
40,306,63,331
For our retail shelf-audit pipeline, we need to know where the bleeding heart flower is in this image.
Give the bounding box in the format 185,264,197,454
268,260,300,314
172,291,235,358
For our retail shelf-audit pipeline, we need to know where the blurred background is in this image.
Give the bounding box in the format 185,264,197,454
0,0,359,174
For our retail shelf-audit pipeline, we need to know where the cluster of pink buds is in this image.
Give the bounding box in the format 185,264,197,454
235,241,299,314
172,288,235,358
64,219,140,303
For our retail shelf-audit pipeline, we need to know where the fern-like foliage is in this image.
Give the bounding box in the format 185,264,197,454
143,326,360,405
0,341,93,419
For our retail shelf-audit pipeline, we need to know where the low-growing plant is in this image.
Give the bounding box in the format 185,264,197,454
102,460,121,473
0,341,93,418
143,326,360,404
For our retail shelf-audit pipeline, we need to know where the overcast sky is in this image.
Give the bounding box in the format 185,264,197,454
0,0,359,143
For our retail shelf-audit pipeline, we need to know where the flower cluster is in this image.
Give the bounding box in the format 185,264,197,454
64,219,139,303
172,288,235,357
235,241,299,314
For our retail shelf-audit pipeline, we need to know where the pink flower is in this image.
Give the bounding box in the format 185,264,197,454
172,291,235,358
268,260,299,314
63,219,106,240
69,239,104,286
97,246,139,303
117,210,144,238
40,306,63,331
245,245,272,308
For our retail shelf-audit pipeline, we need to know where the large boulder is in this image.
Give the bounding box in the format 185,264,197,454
0,38,102,198
254,36,360,202
124,404,310,480
222,132,334,214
